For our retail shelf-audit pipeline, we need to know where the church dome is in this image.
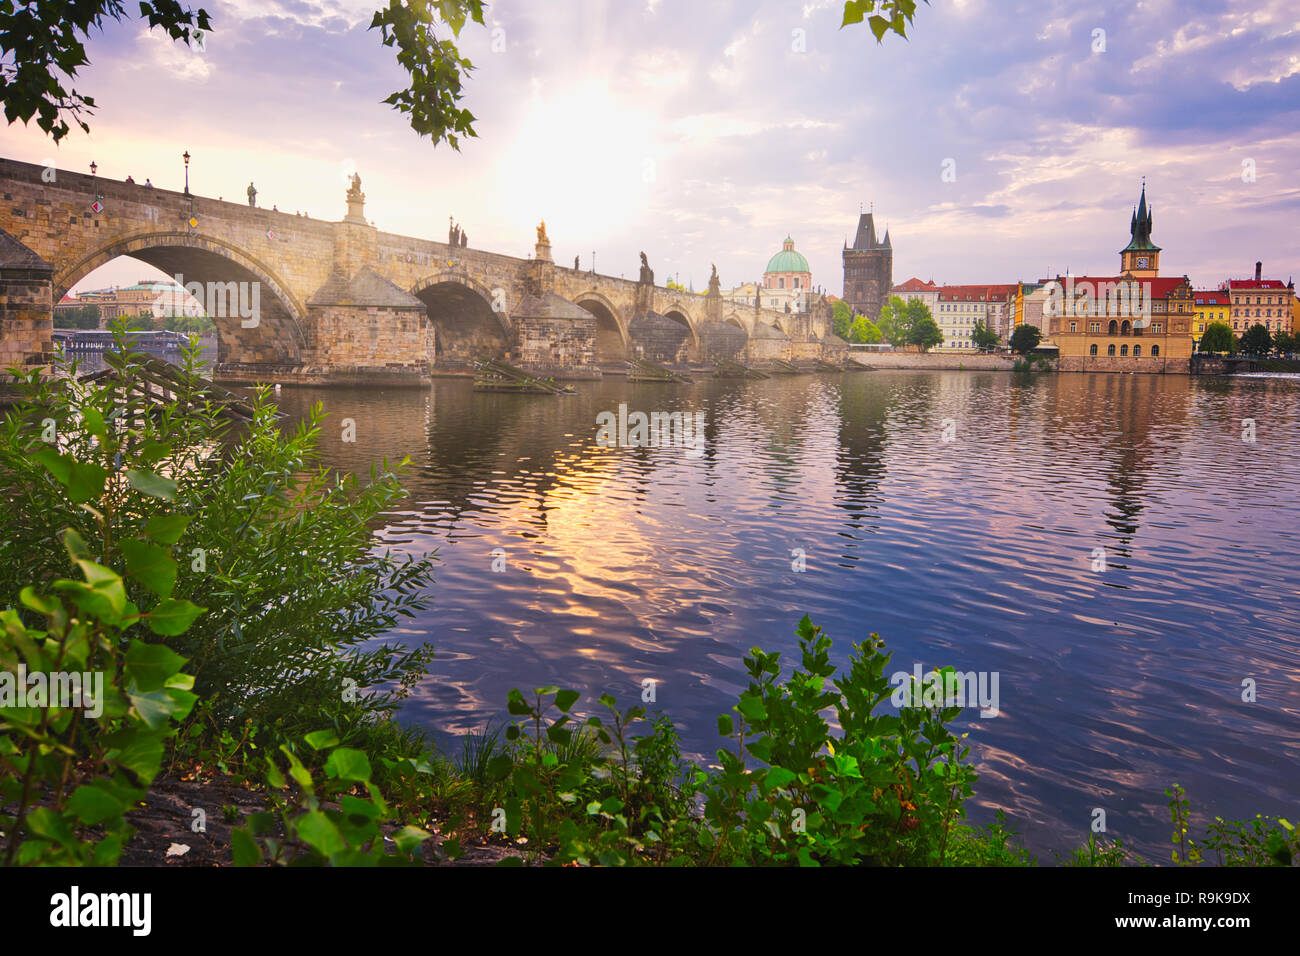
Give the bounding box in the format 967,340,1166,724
765,236,810,275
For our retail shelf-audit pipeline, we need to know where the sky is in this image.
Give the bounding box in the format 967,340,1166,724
2,0,1298,295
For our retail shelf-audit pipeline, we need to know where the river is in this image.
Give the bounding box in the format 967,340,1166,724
83,351,1300,861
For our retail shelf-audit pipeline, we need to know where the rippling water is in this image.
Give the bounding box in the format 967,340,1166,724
265,369,1300,861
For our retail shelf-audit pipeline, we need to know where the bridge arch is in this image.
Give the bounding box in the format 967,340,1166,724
411,272,512,364
573,291,628,361
56,231,308,365
661,306,699,347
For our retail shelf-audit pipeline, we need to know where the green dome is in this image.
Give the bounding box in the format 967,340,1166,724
765,236,810,275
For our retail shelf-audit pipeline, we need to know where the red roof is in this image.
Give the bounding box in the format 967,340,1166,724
936,283,1017,302
892,277,937,292
1194,290,1229,305
1047,275,1191,298
1225,279,1290,291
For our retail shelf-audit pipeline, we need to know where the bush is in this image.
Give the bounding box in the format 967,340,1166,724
0,328,435,742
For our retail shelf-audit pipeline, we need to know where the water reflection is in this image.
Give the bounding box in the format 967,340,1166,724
265,370,1300,861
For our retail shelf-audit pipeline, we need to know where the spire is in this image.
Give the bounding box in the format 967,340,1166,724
851,213,878,250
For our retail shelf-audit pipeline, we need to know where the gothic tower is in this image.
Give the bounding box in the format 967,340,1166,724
1120,183,1160,279
842,211,893,323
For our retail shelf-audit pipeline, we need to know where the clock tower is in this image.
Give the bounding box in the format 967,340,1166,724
1120,182,1160,279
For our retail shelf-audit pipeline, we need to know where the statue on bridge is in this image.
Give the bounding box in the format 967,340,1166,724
708,263,720,296
460,228,468,248
346,172,364,204
536,220,548,244
575,255,580,270
247,182,257,207
639,251,653,286
449,217,460,246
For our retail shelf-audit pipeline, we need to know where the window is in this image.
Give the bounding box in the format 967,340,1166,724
1121,344,1129,356
1107,344,1116,356
1151,345,1159,356
1153,323,1163,333
1090,344,1098,356
1070,321,1077,332
1090,322,1101,333
1133,345,1141,357
1108,319,1118,334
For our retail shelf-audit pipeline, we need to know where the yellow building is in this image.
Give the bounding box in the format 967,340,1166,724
1193,290,1230,346
1045,184,1195,371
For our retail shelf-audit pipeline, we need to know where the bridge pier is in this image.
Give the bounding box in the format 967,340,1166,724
0,227,54,371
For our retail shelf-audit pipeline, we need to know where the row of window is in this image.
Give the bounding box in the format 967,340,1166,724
1089,344,1159,356
1234,295,1286,304
1069,321,1166,334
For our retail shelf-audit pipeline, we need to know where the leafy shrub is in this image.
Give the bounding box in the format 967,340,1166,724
0,545,199,865
0,330,435,740
232,729,431,866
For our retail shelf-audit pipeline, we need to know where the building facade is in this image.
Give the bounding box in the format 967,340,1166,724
842,212,892,323
1225,262,1294,335
1046,184,1195,371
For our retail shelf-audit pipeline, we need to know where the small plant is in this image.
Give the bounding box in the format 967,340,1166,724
232,730,430,866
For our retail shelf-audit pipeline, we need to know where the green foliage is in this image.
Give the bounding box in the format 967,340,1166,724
1273,330,1296,354
907,313,944,352
849,314,882,344
0,327,436,741
840,0,927,42
162,313,215,334
971,319,1000,351
0,1,210,143
831,300,853,341
945,811,1036,866
233,731,430,865
876,295,911,346
1238,323,1273,355
0,544,199,865
1198,320,1234,353
1009,323,1042,355
1166,782,1295,867
54,305,101,330
1059,833,1139,867
369,0,486,148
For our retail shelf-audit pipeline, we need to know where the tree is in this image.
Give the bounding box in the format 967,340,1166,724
849,315,882,344
1198,321,1234,353
54,304,100,329
1239,323,1272,355
971,319,999,351
1009,324,1042,355
877,295,913,347
907,314,944,352
2,1,486,149
831,300,854,341
1273,330,1296,354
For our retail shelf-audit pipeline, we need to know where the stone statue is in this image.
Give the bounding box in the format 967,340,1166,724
247,182,257,207
639,251,653,285
346,172,363,202
708,263,720,296
537,220,549,244
449,217,456,245
460,229,468,247
575,255,580,270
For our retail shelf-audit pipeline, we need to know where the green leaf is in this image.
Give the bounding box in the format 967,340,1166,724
736,694,767,723
324,747,372,783
506,688,532,715
765,767,798,790
121,538,177,598
67,782,128,825
717,714,733,736
124,642,188,692
146,597,205,636
869,14,891,41
554,688,580,712
231,827,262,866
33,448,108,503
393,825,430,854
304,730,341,750
841,0,868,26
62,528,91,561
296,810,345,856
143,514,191,545
127,468,177,501
128,685,199,729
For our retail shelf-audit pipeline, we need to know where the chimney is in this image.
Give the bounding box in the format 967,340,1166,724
1255,261,1262,281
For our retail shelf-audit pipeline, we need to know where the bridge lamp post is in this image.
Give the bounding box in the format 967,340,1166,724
183,151,191,196
89,161,101,201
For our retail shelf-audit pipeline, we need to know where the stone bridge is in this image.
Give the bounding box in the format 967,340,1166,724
0,157,839,384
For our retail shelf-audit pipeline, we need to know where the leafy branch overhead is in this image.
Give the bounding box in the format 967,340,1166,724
0,1,211,143
368,0,486,150
840,0,927,41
